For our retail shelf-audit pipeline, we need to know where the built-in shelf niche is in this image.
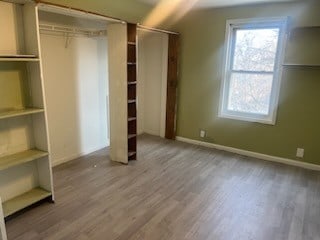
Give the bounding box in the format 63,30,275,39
0,1,40,57
0,149,48,172
128,66,137,83
0,61,45,114
285,26,320,68
282,63,320,69
3,187,51,217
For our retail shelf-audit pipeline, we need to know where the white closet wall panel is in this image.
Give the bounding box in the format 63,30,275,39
40,34,109,166
137,31,168,137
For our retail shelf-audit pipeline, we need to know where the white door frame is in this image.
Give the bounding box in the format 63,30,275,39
0,198,7,240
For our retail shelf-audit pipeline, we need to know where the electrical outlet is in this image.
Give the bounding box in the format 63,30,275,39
296,148,304,158
200,130,206,138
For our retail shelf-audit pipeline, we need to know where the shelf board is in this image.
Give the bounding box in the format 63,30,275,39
282,64,320,69
128,151,136,157
291,26,320,31
128,117,136,122
3,187,51,217
128,100,136,104
128,42,136,45
127,62,136,65
0,149,48,171
128,81,137,85
0,108,44,120
128,134,137,139
0,55,39,62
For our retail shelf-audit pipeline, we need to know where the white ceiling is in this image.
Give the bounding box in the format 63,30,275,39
138,0,299,8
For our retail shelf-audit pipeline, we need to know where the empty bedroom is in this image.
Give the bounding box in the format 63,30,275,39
0,0,319,239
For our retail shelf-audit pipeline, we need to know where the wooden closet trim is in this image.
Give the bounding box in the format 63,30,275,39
165,34,179,140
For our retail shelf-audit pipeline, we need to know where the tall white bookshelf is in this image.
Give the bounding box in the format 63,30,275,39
0,198,7,240
0,0,54,219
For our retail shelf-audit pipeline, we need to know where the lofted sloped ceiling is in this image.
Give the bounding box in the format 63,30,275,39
137,0,300,8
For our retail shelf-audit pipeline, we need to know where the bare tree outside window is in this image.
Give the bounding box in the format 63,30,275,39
229,28,279,115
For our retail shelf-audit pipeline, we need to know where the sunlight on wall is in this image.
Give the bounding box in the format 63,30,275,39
142,0,199,28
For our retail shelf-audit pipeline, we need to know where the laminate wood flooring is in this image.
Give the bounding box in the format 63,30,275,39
5,134,320,240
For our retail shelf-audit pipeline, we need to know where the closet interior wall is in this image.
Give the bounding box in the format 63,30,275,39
38,10,109,166
137,29,169,138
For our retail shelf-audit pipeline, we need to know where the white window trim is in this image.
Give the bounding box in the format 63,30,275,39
219,17,288,125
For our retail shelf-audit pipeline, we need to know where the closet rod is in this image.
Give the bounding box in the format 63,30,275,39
39,24,107,37
137,24,179,35
2,0,33,4
36,1,125,24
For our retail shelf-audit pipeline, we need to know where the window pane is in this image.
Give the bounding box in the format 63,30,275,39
228,73,273,115
233,28,280,72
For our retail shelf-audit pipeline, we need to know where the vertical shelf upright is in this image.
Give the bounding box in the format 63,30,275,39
0,198,7,240
127,23,137,161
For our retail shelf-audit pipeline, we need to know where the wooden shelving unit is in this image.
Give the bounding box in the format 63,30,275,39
127,23,137,161
128,117,136,122
107,22,138,164
0,1,54,219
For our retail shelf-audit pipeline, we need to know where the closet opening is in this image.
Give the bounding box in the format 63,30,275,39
37,5,116,166
137,26,179,141
137,28,169,138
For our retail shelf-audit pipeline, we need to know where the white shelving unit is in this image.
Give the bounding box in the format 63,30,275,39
0,198,7,240
0,0,54,219
0,108,44,120
0,55,39,62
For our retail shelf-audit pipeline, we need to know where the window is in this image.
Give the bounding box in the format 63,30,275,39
219,18,287,124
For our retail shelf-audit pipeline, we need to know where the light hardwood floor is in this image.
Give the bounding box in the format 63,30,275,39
6,135,320,240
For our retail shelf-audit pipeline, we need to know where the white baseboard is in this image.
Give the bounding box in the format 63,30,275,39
52,142,110,167
176,136,320,171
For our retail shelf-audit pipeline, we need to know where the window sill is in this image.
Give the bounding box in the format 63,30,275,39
218,112,276,125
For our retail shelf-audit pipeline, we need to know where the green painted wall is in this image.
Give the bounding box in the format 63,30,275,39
42,0,151,23
175,1,320,165
43,1,320,165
